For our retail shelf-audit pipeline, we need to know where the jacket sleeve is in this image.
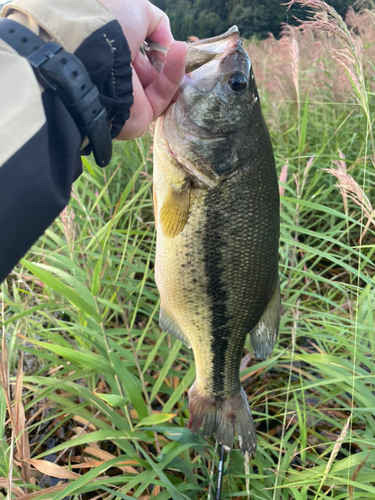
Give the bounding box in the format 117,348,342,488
0,0,133,284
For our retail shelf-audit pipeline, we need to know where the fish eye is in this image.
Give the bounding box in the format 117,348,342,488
227,72,247,93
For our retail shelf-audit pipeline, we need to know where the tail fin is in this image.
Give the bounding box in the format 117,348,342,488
188,382,257,456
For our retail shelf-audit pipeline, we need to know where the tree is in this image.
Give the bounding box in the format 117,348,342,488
151,0,357,41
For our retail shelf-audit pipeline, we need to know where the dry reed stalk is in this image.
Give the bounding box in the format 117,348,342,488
348,451,370,499
313,414,351,498
247,0,375,126
301,156,314,194
14,353,31,486
0,344,32,492
22,459,80,480
279,162,289,200
248,27,346,107
60,204,76,259
84,445,138,474
0,477,25,497
325,151,375,229
290,37,300,103
286,0,375,164
0,287,21,495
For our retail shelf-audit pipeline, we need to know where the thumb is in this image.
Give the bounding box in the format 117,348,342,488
146,41,188,120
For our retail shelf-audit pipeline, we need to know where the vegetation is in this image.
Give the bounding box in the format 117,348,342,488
1,0,375,498
152,0,357,40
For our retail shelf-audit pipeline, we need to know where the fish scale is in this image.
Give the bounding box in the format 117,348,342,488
202,170,279,397
152,26,280,456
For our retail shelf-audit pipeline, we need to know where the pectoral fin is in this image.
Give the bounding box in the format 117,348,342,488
159,306,192,349
249,278,280,360
160,180,190,238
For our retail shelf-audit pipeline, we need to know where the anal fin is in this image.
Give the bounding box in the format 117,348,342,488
249,278,280,360
159,306,191,349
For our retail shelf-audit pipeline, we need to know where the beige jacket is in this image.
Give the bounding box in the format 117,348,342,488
0,0,133,282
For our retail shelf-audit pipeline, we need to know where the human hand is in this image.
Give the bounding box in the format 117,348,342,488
100,0,187,140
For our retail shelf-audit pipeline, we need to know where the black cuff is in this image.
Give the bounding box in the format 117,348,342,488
75,19,133,141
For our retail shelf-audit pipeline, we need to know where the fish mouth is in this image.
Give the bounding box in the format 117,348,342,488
189,25,239,45
185,26,241,73
143,26,241,74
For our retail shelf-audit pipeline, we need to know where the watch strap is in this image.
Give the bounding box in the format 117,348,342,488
0,17,112,167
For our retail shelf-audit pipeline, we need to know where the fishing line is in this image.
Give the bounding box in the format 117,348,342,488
215,443,225,500
273,303,298,500
208,440,218,500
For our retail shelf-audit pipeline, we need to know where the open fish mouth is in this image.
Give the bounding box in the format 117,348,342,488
143,25,241,74
184,26,241,72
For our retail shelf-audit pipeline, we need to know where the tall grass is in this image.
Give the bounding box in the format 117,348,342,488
1,1,375,498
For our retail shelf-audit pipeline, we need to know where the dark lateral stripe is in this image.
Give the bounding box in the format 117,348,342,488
203,188,230,397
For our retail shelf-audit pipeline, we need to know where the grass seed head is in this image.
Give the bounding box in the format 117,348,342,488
325,151,375,224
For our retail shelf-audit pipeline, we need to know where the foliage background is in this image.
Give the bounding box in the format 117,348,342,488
152,0,357,40
1,1,375,499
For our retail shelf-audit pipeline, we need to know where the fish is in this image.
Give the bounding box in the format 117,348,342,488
151,26,280,456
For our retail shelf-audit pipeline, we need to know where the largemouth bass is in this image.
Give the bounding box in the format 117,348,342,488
152,26,280,456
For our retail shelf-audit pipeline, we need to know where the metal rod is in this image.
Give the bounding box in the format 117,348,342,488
215,443,225,500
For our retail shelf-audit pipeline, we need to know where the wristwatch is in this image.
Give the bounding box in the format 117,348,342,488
0,17,112,167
